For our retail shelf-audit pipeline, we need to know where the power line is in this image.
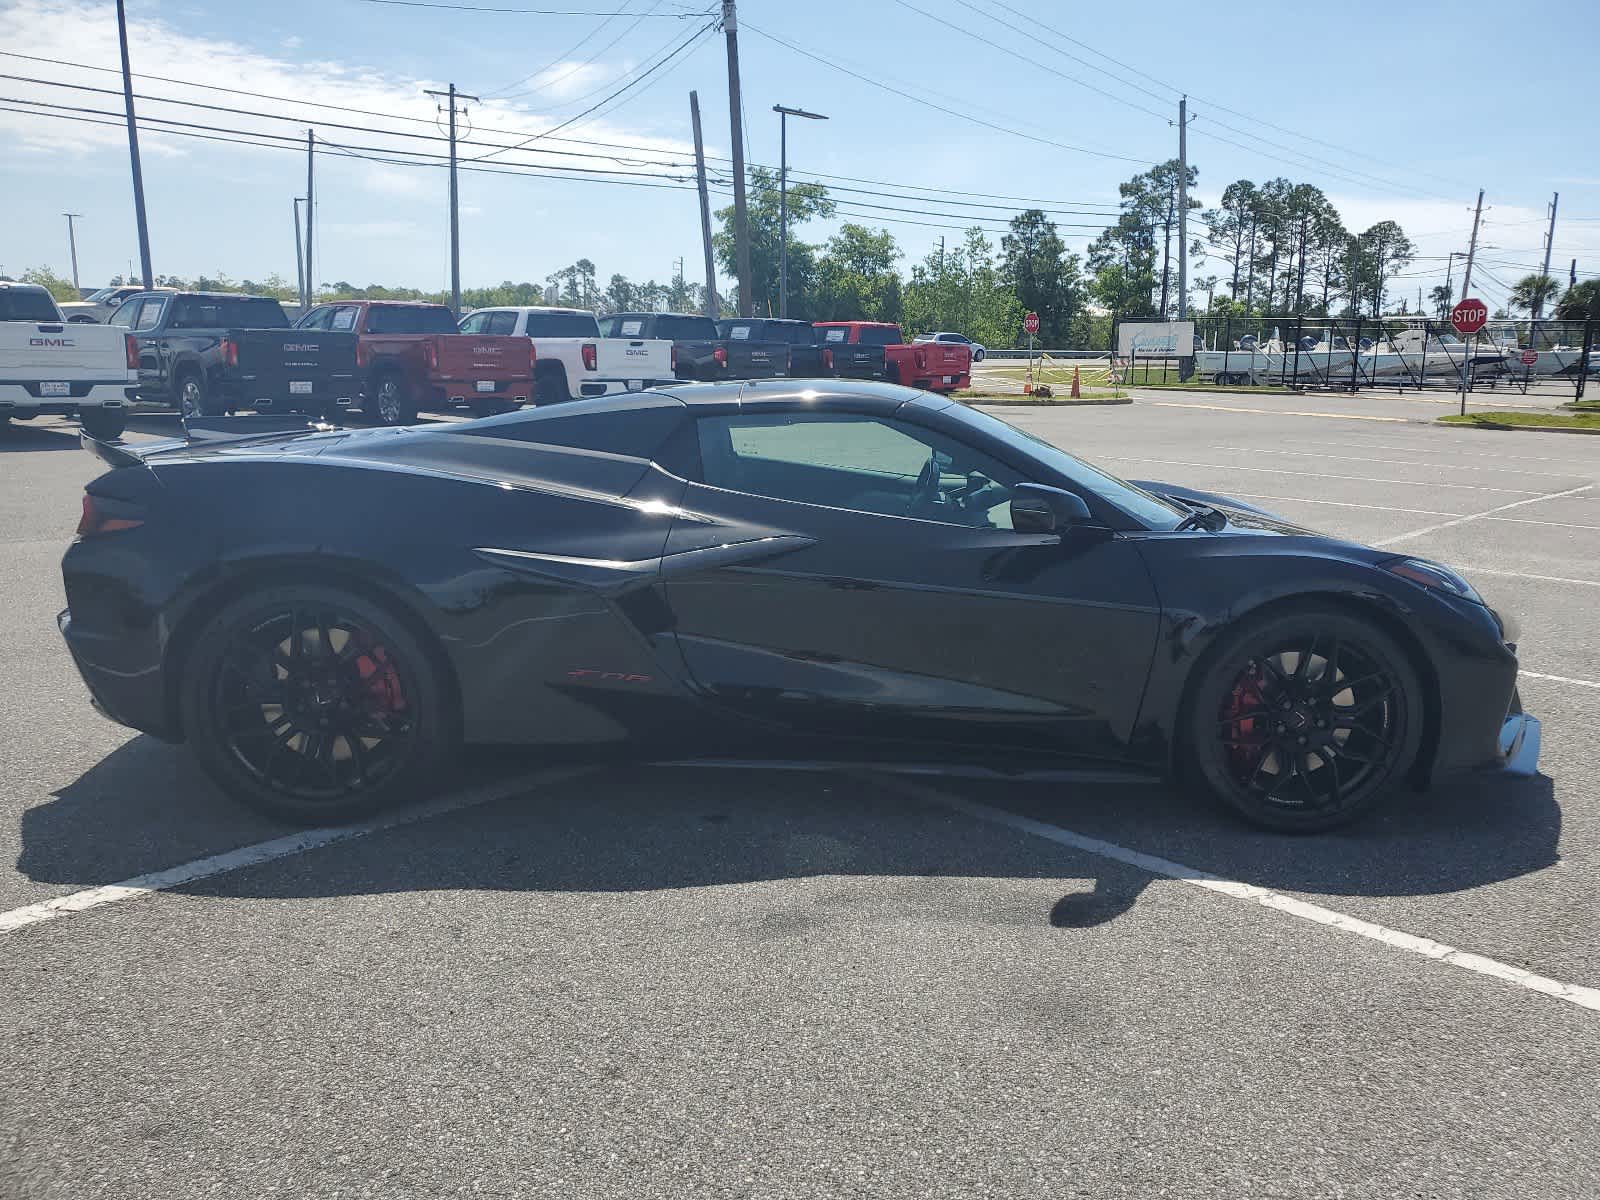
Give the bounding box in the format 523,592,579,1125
480,2,649,97
348,0,698,13
740,21,1155,165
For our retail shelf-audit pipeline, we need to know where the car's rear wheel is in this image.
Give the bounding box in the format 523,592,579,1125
177,372,220,419
80,407,126,440
371,372,417,426
181,584,455,823
1184,608,1424,832
972,348,985,362
535,363,571,406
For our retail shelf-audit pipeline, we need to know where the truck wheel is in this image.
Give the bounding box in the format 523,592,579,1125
371,372,417,426
80,407,127,440
177,372,220,419
534,364,571,406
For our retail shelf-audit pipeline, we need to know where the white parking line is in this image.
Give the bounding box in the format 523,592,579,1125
882,777,1600,1015
1374,485,1596,547
1520,670,1600,690
0,767,592,935
1230,493,1460,517
1315,439,1598,468
1146,401,1409,423
1212,446,1591,483
1105,457,1544,495
1452,565,1600,588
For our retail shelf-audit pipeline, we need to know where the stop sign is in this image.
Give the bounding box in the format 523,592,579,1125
1024,312,1040,334
1451,297,1488,335
1522,349,1539,366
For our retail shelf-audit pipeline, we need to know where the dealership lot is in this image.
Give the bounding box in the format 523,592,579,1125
4,395,1600,1198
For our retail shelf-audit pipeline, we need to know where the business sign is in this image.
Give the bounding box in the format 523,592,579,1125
1117,321,1196,357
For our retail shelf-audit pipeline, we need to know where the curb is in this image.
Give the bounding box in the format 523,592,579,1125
959,395,1134,407
1437,418,1600,436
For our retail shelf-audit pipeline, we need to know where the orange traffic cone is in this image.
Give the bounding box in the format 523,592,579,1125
1070,366,1081,398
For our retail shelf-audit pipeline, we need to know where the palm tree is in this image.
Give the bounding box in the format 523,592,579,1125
1509,274,1561,318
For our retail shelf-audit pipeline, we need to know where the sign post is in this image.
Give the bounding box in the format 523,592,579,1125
1023,311,1039,393
1451,297,1488,416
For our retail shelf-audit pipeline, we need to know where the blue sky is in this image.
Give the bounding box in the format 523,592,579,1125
3,0,1597,312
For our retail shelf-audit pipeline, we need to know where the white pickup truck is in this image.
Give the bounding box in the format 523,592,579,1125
0,282,137,439
458,306,674,405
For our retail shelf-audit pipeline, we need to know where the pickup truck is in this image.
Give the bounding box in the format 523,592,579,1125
296,300,536,425
110,291,358,419
59,284,176,325
812,321,970,393
716,317,838,378
460,306,673,405
0,282,136,439
599,312,788,382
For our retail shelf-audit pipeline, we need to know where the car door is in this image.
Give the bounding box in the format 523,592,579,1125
660,407,1162,761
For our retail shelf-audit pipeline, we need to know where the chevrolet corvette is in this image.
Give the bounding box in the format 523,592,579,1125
59,381,1539,831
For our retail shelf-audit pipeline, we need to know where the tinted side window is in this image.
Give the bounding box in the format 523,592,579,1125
484,311,518,335
296,306,333,330
329,306,359,332
365,306,457,334
695,413,1023,528
457,312,488,334
109,298,142,328
470,394,687,460
135,299,165,331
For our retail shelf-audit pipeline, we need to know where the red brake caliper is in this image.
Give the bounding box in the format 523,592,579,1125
353,643,407,716
1222,667,1266,777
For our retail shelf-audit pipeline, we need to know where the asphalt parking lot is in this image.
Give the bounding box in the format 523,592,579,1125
4,393,1599,1199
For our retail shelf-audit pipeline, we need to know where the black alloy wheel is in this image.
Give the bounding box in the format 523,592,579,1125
182,585,454,823
1186,609,1423,832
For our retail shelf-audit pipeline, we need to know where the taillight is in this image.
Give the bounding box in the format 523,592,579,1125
670,344,677,371
355,342,371,368
713,346,728,368
124,333,139,370
77,493,144,538
220,338,238,368
529,340,539,371
422,342,437,370
914,348,928,370
581,342,597,371
821,347,834,371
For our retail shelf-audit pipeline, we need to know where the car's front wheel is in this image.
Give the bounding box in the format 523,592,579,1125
80,407,126,440
181,584,456,823
972,348,985,362
1184,607,1424,832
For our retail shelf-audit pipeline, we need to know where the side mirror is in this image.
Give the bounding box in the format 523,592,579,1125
1010,483,1094,535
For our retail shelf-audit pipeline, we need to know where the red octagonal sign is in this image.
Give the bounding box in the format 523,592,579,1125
1451,297,1488,335
1023,311,1040,334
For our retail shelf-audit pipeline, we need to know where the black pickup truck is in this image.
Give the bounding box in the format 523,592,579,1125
601,312,788,382
811,322,891,381
110,291,358,418
716,317,832,377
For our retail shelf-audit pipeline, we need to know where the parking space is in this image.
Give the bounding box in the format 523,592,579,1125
4,397,1600,1197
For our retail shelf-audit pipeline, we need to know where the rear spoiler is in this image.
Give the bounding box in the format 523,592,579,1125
80,413,334,468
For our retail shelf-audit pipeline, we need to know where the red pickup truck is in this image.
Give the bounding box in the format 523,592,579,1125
811,321,971,393
295,300,535,424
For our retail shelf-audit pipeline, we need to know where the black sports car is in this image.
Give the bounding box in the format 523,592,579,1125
60,380,1539,832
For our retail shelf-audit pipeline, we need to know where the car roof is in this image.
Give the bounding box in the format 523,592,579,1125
354,300,450,308
0,281,51,294
136,291,282,301
646,378,926,413
475,306,593,316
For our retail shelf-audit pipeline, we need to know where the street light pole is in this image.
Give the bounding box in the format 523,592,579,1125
63,213,83,292
772,104,827,319
293,198,306,309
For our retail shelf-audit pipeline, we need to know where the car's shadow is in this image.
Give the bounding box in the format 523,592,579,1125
17,737,1561,930
0,421,81,452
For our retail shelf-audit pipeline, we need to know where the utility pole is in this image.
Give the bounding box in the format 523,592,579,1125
1177,94,1192,320
722,0,751,315
1243,208,1258,312
936,236,945,279
293,197,306,309
1533,192,1559,322
63,213,83,291
304,130,315,307
773,104,827,319
689,90,719,320
116,0,153,290
1459,189,1485,306
425,83,479,317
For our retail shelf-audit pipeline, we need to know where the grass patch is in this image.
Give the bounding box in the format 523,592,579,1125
1439,410,1600,431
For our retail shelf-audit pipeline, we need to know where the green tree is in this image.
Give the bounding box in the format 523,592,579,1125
1509,274,1561,318
1006,209,1086,343
1428,281,1453,319
813,224,902,322
21,265,81,302
1348,221,1415,316
1554,278,1599,320
902,228,1023,346
714,167,835,317
1204,181,1258,303
547,259,598,310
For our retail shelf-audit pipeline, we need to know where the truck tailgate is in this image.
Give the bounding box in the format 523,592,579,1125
597,337,672,380
436,335,532,381
729,340,786,377
0,321,131,377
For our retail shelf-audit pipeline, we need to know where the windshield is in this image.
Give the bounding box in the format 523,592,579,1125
956,405,1188,530
0,289,62,322
365,305,458,334
523,311,601,337
84,288,117,304
171,296,289,329
855,326,903,346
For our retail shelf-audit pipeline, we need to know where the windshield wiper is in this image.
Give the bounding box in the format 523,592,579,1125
1173,501,1227,532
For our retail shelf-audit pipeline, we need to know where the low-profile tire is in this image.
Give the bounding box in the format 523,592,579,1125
370,371,417,426
80,407,126,440
534,363,571,406
1182,606,1424,833
180,583,457,824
